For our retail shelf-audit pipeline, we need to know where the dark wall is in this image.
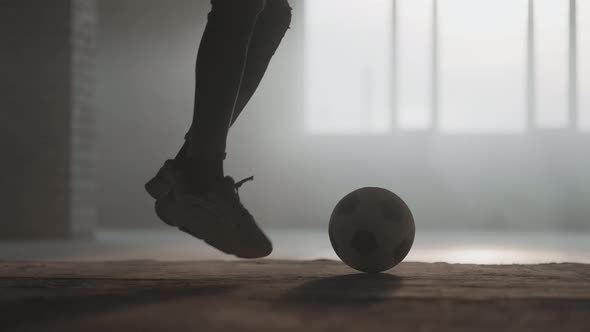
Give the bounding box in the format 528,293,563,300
1,1,72,238
0,0,97,238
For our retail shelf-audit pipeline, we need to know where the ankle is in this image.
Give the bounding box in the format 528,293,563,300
179,159,224,185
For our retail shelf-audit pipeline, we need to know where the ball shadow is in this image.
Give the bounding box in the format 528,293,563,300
278,273,403,308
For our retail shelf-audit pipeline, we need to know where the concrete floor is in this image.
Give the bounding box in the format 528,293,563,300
1,260,589,332
1,228,590,264
2,230,589,331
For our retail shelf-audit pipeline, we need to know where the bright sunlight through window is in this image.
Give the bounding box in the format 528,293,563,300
305,0,588,134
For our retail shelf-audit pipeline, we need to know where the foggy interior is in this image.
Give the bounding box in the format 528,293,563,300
97,0,589,233
3,3,590,331
2,0,589,264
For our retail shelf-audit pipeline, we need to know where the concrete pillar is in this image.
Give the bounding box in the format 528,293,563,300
0,0,97,239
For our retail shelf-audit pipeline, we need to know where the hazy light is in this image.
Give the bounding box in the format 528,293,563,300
304,0,586,134
4,230,589,264
534,0,569,128
580,0,590,131
439,247,547,264
439,0,527,134
305,0,393,134
397,0,433,130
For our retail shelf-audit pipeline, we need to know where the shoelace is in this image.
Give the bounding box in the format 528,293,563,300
235,176,254,190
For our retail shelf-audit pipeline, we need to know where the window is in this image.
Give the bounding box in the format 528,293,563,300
304,0,393,134
439,0,527,133
534,0,569,128
304,0,586,134
397,0,433,130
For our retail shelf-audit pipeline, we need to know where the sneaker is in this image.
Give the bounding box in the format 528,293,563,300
147,163,272,259
145,159,179,200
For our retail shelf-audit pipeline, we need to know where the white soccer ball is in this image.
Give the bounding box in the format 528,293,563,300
329,187,415,273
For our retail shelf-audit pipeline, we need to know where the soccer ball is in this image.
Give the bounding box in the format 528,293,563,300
329,187,415,273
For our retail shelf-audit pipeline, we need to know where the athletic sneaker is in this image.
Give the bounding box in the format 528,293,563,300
145,161,272,259
145,159,178,200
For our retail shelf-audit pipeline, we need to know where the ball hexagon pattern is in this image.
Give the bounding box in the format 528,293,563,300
329,187,415,273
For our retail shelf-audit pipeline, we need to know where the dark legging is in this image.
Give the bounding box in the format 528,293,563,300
180,0,292,160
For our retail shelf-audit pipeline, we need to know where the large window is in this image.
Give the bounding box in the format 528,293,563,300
397,0,433,130
304,0,588,134
439,0,527,133
534,0,569,128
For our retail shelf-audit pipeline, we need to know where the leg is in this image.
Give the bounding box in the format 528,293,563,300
187,0,266,162
231,0,292,124
147,0,291,259
176,0,292,158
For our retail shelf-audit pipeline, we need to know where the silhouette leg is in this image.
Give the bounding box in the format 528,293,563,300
231,0,292,124
176,0,292,160
186,0,266,162
146,0,290,258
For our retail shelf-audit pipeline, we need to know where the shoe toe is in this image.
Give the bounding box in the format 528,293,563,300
235,226,273,259
249,235,273,258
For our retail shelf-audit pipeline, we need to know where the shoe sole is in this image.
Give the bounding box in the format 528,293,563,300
155,194,239,257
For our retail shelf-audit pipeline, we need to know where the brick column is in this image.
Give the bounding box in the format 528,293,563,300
0,0,97,239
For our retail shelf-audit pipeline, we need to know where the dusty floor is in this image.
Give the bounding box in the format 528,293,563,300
1,260,589,332
2,229,590,264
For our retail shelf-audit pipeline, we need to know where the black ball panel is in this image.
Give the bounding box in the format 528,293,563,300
334,193,360,216
351,230,378,256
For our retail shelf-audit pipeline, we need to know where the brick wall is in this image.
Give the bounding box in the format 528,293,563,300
70,0,97,237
